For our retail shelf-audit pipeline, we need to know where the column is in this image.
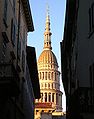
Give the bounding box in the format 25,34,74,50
51,92,53,102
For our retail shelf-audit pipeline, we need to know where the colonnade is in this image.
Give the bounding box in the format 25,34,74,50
36,92,62,107
39,71,60,81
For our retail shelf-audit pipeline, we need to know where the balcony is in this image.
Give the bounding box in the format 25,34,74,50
0,63,20,97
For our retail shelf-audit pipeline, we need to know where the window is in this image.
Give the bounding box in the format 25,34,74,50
18,40,21,60
47,34,48,41
1,32,9,62
89,3,94,34
3,0,8,27
11,19,16,46
2,39,7,61
22,50,25,72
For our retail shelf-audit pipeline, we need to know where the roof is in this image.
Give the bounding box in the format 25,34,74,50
21,0,34,31
38,50,58,65
35,102,52,108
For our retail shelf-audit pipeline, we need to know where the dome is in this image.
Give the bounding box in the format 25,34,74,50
38,49,58,65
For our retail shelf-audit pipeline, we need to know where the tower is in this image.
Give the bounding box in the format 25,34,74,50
35,6,63,119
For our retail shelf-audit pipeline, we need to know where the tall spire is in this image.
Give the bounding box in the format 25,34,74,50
44,4,52,50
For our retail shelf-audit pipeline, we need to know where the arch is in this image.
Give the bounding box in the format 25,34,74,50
52,93,54,102
45,92,47,102
48,93,51,102
48,72,50,79
51,72,53,80
42,72,44,79
48,83,50,88
45,72,47,80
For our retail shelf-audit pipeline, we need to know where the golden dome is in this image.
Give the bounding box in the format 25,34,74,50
38,49,58,65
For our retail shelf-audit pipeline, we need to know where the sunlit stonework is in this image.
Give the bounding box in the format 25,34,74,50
35,6,63,119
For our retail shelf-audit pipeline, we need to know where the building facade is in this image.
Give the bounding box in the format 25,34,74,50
61,0,94,119
35,8,63,119
0,0,40,119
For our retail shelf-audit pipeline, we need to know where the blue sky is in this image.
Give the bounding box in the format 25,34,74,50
28,0,66,112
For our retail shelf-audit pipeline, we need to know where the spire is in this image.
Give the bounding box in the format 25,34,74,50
44,4,52,50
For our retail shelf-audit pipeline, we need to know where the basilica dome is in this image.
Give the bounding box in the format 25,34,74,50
38,49,58,65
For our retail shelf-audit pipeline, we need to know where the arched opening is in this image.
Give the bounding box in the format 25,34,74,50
52,93,54,102
45,93,47,102
48,93,51,102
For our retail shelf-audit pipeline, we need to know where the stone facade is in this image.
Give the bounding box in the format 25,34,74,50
0,0,40,119
61,0,94,119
